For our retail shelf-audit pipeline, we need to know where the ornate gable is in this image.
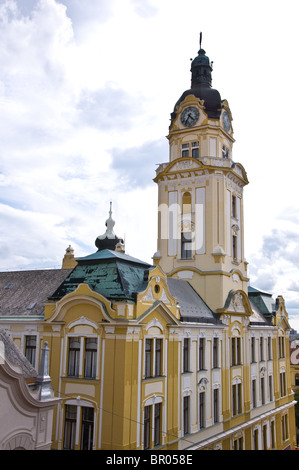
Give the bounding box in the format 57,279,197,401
217,289,253,317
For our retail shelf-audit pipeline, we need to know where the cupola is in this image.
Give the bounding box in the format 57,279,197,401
95,202,125,252
171,34,222,120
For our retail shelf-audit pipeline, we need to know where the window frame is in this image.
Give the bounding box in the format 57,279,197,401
231,336,241,366
144,337,164,379
213,337,219,369
81,406,94,450
68,337,81,378
63,405,77,450
199,337,205,370
84,338,97,379
67,335,98,379
183,396,190,435
232,382,242,416
143,401,162,449
183,338,190,373
25,335,37,367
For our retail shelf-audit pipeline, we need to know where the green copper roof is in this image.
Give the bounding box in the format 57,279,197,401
50,249,152,302
78,249,150,266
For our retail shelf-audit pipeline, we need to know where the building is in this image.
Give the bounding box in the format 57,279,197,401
0,39,296,450
0,329,59,450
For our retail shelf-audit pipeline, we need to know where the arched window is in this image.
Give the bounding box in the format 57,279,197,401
181,192,193,259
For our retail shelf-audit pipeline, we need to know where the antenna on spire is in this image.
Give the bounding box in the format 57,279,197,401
199,32,202,49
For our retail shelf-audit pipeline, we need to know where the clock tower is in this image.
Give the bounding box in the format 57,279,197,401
153,39,249,312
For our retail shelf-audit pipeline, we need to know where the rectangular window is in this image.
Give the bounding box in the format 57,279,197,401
268,337,272,360
253,379,257,407
271,421,275,449
64,405,77,450
199,391,205,429
261,377,265,404
232,195,236,218
260,338,264,361
213,337,219,368
68,337,80,377
251,337,256,363
181,232,193,259
25,335,36,366
144,406,151,450
263,424,267,450
199,338,205,370
282,414,288,441
191,141,199,158
84,338,97,379
233,437,243,450
254,429,259,450
183,396,189,435
154,403,161,447
232,235,237,259
232,383,242,416
145,338,163,378
213,388,219,424
280,372,286,397
231,337,241,366
183,338,190,372
145,339,152,378
144,404,162,449
279,336,285,358
181,143,189,158
155,339,162,377
269,375,273,401
81,407,94,450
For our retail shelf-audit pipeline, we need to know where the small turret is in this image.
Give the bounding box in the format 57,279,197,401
62,245,77,269
95,202,125,252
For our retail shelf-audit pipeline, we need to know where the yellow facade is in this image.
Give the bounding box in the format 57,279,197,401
0,41,296,451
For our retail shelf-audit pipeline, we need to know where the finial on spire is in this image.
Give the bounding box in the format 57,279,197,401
199,32,202,49
36,342,53,400
95,202,125,251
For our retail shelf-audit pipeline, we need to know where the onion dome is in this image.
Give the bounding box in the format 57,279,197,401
95,202,124,252
172,35,222,120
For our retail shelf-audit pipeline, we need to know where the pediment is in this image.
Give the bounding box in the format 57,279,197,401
154,158,205,182
136,266,180,321
45,283,115,323
217,290,253,316
136,300,181,327
230,162,249,184
170,158,204,173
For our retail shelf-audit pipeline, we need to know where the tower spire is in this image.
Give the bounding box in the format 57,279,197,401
190,36,213,88
95,202,125,252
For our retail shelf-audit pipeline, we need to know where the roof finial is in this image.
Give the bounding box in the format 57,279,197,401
36,342,53,400
199,32,202,50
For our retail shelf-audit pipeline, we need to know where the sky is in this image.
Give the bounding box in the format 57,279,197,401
1,0,299,329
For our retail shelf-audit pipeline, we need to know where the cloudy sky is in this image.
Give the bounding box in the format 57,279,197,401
1,0,299,329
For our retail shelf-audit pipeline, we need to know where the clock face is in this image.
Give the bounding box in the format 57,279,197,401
222,111,231,132
180,106,199,127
